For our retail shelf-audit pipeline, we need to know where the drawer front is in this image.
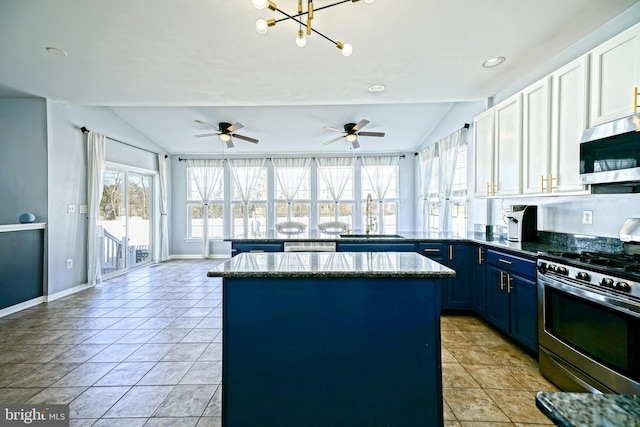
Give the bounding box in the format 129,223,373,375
416,243,445,261
337,242,416,252
486,249,536,278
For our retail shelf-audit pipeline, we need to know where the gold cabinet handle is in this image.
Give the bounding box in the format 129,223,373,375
548,174,557,193
492,183,498,196
541,175,547,193
449,245,453,260
507,274,513,293
423,248,440,253
249,249,265,252
486,182,490,196
635,87,639,114
500,272,506,290
499,258,513,265
478,248,483,264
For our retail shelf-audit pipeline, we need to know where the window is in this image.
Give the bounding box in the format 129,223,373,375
361,157,400,234
428,155,440,232
273,158,311,229
229,159,267,237
186,162,224,238
450,143,468,235
317,158,355,228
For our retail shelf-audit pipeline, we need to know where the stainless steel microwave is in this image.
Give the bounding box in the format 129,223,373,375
579,113,640,191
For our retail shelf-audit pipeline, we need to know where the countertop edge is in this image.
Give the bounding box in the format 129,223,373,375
207,271,456,278
0,223,47,233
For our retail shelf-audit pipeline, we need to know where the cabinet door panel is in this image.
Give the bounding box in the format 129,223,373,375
551,56,589,193
590,24,640,125
473,109,495,197
485,266,510,333
522,78,551,194
472,246,486,316
494,94,522,196
442,244,471,310
509,274,538,353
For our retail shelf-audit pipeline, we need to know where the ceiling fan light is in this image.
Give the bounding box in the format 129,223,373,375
296,30,307,47
345,133,357,143
219,133,231,142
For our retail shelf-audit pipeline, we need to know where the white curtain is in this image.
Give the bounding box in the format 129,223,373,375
418,145,437,231
439,129,463,233
273,158,311,220
317,157,354,220
361,156,401,233
158,154,169,262
87,131,106,286
187,159,223,258
229,158,266,236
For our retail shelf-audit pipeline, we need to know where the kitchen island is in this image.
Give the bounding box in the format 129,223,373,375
208,251,455,427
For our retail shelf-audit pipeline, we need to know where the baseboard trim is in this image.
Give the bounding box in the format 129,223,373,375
0,297,45,318
45,283,93,302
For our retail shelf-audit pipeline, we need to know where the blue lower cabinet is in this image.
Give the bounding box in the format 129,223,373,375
485,249,538,354
441,243,471,310
336,242,416,252
231,242,283,256
222,276,444,426
0,229,44,310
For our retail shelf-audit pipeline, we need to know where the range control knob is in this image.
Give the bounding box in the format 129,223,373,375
548,264,557,272
575,272,591,282
556,266,569,276
614,281,631,292
600,277,615,288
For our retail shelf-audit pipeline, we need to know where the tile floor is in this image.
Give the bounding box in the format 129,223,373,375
0,259,558,426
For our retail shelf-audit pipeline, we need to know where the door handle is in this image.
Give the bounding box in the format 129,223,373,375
507,274,513,293
500,271,506,290
499,258,513,265
478,248,483,264
449,245,453,260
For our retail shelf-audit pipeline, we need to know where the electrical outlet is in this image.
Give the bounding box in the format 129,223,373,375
67,204,76,214
79,205,88,214
66,259,73,269
582,210,593,225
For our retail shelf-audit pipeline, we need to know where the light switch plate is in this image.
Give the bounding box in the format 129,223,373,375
582,210,593,225
67,204,76,214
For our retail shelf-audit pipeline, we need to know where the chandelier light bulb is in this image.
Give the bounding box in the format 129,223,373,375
255,19,269,34
341,43,353,57
296,31,307,48
364,0,375,3
252,0,268,9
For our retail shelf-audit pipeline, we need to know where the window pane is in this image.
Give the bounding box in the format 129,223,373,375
319,202,353,226
232,167,267,201
451,144,467,193
318,166,353,200
428,157,440,197
188,203,224,238
232,204,267,237
429,202,440,232
275,167,310,200
362,165,398,198
188,168,224,201
452,202,467,236
275,202,310,227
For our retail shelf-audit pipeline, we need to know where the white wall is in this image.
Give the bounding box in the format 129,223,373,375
46,102,166,295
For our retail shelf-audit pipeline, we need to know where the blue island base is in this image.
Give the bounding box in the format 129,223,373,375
222,276,444,426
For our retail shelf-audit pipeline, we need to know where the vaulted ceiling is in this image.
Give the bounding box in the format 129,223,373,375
0,0,637,154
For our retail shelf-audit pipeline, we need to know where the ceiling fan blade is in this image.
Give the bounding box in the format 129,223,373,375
194,119,218,129
227,122,244,133
323,135,345,145
225,139,235,148
358,131,386,137
194,133,219,138
351,140,361,149
323,126,345,133
233,133,259,144
352,119,370,131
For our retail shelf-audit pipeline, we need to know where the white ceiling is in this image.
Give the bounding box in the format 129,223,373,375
0,0,637,155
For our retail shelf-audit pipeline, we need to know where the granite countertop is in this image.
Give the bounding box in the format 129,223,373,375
225,231,624,259
207,251,456,279
536,392,640,427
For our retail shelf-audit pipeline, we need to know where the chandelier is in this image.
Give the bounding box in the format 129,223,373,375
252,0,375,56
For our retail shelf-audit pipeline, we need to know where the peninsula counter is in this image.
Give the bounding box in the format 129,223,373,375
208,251,455,427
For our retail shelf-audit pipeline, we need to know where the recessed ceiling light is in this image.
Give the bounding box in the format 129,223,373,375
46,47,68,56
482,56,505,68
368,84,385,92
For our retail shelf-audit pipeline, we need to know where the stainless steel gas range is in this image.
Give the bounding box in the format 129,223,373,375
537,248,640,394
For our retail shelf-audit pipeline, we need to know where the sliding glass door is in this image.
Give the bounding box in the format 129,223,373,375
99,168,153,276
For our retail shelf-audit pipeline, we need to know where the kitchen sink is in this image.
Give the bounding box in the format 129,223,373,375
339,234,405,239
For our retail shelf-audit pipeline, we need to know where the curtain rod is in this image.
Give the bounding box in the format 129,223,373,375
413,123,470,156
178,154,406,162
81,126,167,158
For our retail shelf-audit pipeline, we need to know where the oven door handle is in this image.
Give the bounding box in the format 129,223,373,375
540,347,606,394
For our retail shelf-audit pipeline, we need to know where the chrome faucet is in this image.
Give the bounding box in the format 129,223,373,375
365,193,374,234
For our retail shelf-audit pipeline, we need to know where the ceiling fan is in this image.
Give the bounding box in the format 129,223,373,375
323,119,385,149
194,120,259,148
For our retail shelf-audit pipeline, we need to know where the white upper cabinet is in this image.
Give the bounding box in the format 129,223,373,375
550,56,590,194
522,77,552,194
473,108,495,197
589,23,640,125
493,94,522,196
